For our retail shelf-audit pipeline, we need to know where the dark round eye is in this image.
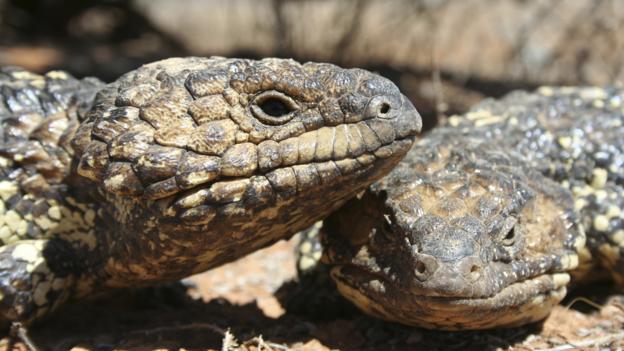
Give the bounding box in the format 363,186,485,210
251,90,298,125
260,98,290,117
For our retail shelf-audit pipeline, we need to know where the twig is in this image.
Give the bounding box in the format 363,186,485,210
534,331,624,351
127,322,227,336
9,322,39,351
244,336,292,351
222,329,238,351
252,335,271,351
564,296,604,311
263,342,291,350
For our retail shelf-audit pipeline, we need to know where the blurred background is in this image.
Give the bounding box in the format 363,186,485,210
1,0,623,131
2,1,624,348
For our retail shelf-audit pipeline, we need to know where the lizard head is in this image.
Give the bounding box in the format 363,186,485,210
323,136,584,330
71,57,421,278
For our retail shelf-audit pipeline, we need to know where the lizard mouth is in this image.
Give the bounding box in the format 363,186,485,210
172,135,416,223
257,135,417,195
330,264,570,330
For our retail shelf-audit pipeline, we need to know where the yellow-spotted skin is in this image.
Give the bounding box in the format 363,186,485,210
296,221,324,274
0,241,75,320
0,58,422,324
0,68,102,323
319,86,624,330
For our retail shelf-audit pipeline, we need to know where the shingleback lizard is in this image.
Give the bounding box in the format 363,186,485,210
320,87,624,329
0,57,422,324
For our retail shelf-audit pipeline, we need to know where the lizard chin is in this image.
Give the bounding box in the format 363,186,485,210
331,265,570,330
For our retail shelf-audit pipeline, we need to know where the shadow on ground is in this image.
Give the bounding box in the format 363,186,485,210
1,238,622,351
16,284,535,351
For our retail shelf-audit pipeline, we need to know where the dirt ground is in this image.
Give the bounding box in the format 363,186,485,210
1,236,622,351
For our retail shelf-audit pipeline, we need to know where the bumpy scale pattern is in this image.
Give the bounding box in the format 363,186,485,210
0,68,103,320
322,86,624,329
0,57,421,324
73,57,416,201
69,57,419,286
449,87,624,283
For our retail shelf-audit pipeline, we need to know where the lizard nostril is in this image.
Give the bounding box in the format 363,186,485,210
469,264,482,280
365,96,395,119
379,102,390,115
415,261,427,274
413,254,438,281
466,263,483,282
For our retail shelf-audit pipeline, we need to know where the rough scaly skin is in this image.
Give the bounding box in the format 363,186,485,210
322,86,624,330
0,57,422,324
0,68,104,322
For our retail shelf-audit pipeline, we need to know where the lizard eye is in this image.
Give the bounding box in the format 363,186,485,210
499,216,518,246
378,214,394,241
251,90,298,125
502,227,516,246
